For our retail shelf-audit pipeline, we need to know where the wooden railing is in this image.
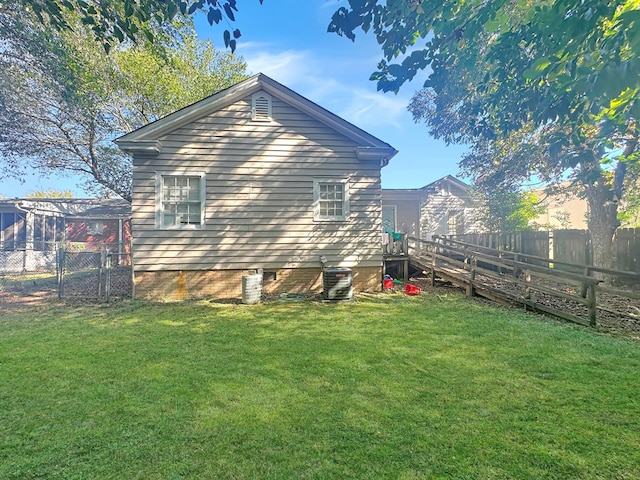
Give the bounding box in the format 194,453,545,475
407,236,640,327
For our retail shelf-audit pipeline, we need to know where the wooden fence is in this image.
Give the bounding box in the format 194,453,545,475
448,229,639,273
616,228,640,273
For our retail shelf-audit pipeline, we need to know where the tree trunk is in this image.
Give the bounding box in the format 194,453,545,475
584,138,637,280
586,178,618,273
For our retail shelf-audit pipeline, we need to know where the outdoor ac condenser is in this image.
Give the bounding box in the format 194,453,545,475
322,267,353,301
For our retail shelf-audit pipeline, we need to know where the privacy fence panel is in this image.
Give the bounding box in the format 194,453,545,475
448,228,640,274
615,228,640,273
519,231,550,266
553,230,591,271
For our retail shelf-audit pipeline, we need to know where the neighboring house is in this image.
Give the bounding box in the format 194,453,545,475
116,73,397,300
382,175,481,242
530,187,589,230
0,198,131,272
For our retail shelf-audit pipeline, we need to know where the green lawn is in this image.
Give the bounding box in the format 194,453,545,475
1,293,639,479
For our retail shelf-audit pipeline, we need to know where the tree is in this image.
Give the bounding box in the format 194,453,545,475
25,189,75,198
473,186,544,233
329,0,640,270
0,10,248,201
19,0,263,53
616,156,640,227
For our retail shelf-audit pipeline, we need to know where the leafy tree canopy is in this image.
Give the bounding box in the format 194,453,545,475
0,9,248,201
19,0,263,52
329,0,640,131
473,186,544,232
25,189,76,198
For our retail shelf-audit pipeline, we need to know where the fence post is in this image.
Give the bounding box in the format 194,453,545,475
524,270,532,301
105,253,111,302
587,282,597,327
57,246,65,299
466,255,477,297
98,247,105,300
513,253,521,278
130,240,135,300
581,267,591,298
431,246,436,287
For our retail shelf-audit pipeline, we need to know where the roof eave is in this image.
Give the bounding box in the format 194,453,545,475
115,74,397,155
356,146,398,167
114,140,163,154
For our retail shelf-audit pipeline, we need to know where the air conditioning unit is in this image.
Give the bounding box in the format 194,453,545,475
322,267,353,301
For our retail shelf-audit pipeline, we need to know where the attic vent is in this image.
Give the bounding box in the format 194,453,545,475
252,93,272,121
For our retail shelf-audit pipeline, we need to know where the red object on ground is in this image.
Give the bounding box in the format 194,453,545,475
404,283,421,295
383,279,393,289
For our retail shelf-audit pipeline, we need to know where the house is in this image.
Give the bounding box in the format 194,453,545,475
116,73,397,300
0,198,131,272
382,175,481,243
530,186,589,230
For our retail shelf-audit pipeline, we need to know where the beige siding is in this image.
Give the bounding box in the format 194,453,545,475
131,94,383,273
420,184,480,236
382,190,423,238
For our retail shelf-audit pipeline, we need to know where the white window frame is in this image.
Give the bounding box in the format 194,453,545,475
155,172,206,230
87,221,104,235
251,92,272,122
382,205,397,232
313,177,350,222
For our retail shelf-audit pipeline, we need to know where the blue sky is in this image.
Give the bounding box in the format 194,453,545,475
0,0,468,198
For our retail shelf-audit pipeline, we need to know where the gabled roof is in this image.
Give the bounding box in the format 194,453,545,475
115,73,397,166
420,175,471,193
381,175,471,195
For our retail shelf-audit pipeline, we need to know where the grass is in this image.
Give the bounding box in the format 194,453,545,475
1,293,639,479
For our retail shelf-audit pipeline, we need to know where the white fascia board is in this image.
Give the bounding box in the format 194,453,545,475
355,146,399,167
116,140,163,154
115,75,263,144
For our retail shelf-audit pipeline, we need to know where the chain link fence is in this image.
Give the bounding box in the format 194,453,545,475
0,244,132,303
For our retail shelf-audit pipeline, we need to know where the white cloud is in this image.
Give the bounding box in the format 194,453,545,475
242,46,322,86
242,45,414,132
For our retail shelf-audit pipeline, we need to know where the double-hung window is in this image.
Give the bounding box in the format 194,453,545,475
156,173,205,229
313,178,350,222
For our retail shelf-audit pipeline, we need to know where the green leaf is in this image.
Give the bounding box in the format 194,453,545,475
113,27,124,42
224,3,235,21
485,18,500,34
523,57,552,80
208,7,222,25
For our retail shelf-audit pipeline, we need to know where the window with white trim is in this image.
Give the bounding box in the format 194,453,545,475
87,222,104,235
313,178,350,221
251,92,272,121
156,173,205,229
